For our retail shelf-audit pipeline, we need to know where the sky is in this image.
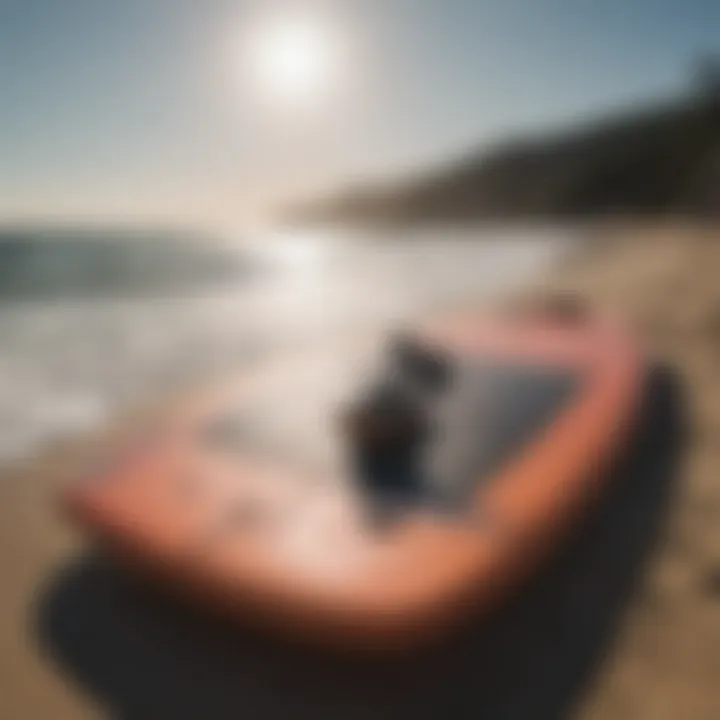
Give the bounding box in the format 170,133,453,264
0,0,718,225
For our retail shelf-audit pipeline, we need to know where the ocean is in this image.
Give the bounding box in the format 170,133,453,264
0,226,572,462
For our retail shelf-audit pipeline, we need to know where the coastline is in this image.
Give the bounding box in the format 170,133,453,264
1,221,719,718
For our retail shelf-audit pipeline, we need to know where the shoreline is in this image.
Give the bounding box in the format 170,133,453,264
1,221,719,718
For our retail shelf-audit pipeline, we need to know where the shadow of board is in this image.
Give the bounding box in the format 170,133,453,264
35,363,687,720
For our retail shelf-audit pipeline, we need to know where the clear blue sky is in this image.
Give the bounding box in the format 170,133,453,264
0,0,717,224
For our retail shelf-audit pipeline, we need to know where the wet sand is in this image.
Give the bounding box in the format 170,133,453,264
1,222,719,719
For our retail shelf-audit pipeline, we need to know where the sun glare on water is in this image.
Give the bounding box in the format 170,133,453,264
241,14,340,112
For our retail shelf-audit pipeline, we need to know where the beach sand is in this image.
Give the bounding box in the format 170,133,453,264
1,222,719,719
545,223,720,720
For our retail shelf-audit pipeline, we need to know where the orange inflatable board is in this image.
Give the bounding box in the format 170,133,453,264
62,312,643,653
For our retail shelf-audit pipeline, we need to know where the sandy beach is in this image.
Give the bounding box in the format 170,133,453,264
1,223,719,719
547,223,720,720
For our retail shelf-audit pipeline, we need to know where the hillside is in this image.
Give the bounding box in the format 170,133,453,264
288,90,720,224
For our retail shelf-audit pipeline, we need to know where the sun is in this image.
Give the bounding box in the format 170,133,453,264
243,15,339,111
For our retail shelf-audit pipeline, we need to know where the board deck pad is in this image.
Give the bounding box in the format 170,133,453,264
202,350,583,513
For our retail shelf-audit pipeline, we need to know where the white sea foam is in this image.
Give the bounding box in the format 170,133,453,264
0,227,572,462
